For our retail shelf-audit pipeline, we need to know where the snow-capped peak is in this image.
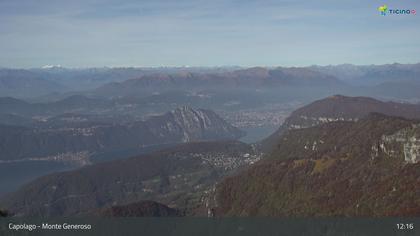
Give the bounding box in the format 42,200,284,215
41,64,62,69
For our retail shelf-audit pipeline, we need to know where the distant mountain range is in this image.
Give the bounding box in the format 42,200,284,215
0,95,112,117
0,65,344,99
93,67,343,97
0,106,244,161
311,63,420,86
217,113,420,216
310,63,420,100
2,64,420,102
0,69,65,98
0,67,237,98
0,67,172,97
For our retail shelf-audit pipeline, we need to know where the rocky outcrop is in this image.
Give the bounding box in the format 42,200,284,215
376,124,420,164
218,114,420,217
148,106,245,142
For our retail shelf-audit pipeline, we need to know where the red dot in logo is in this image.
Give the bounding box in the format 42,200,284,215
412,9,416,14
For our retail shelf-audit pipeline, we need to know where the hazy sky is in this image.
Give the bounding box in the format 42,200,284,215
1,0,420,68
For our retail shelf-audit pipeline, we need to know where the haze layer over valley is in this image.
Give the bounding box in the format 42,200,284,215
1,64,420,199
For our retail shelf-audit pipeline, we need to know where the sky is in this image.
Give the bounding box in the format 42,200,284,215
1,0,420,68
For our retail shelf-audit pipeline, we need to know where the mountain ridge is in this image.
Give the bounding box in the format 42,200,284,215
0,106,244,161
218,113,420,216
261,95,420,151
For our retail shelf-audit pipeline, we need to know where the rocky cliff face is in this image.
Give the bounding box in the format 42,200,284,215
374,124,420,164
147,106,245,142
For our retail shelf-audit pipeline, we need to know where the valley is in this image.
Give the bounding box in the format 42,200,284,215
1,65,420,218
